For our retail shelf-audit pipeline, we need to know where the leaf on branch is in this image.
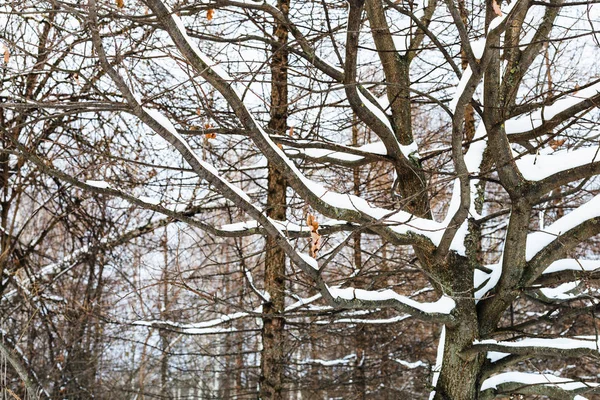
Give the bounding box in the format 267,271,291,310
306,213,322,258
492,0,502,17
2,46,9,63
116,0,124,8
549,138,566,150
288,126,294,137
205,132,216,139
207,9,214,20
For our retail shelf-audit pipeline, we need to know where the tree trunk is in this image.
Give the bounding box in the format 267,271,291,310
433,324,484,400
260,0,289,398
434,257,485,400
351,116,367,399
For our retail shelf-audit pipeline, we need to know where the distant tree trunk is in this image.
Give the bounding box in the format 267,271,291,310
351,116,367,400
160,235,170,400
260,0,289,398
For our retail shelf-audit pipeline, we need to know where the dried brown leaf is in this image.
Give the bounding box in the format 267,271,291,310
549,138,566,150
307,213,321,258
492,0,502,17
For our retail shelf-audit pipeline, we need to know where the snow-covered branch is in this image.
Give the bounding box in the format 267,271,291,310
480,372,599,400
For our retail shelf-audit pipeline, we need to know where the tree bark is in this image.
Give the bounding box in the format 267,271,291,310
352,116,367,399
260,0,289,398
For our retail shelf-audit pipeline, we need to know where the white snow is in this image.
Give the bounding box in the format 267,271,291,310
471,39,486,60
138,196,160,205
540,281,580,300
516,146,600,181
299,252,319,270
220,220,259,232
85,180,110,189
526,194,600,261
142,106,253,205
464,124,487,176
449,66,473,113
481,371,599,392
506,81,600,135
301,148,363,162
285,294,322,312
476,337,600,351
170,13,235,83
359,141,388,155
357,90,394,134
399,141,420,159
394,359,427,369
487,351,509,362
442,123,488,256
442,179,464,249
285,140,388,163
474,263,502,301
326,314,411,324
543,259,600,274
299,354,356,366
327,286,456,314
133,306,263,335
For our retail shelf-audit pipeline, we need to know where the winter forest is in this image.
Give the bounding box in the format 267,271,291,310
2,0,600,398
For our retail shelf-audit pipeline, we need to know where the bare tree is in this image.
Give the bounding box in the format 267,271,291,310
3,0,600,398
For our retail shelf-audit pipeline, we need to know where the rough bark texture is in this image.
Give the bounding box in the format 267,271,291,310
259,0,289,398
365,0,431,218
433,257,485,400
351,117,367,399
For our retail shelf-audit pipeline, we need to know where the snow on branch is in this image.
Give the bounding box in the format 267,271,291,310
298,353,357,367
86,0,460,324
282,139,389,166
506,81,600,138
317,314,411,325
535,259,600,290
133,307,261,335
474,263,502,301
543,259,600,275
480,371,599,400
473,337,600,359
526,194,600,261
327,285,455,322
144,0,443,250
536,281,585,301
515,146,600,182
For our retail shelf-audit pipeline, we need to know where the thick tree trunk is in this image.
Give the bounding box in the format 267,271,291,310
434,324,484,400
259,0,289,398
434,257,485,400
